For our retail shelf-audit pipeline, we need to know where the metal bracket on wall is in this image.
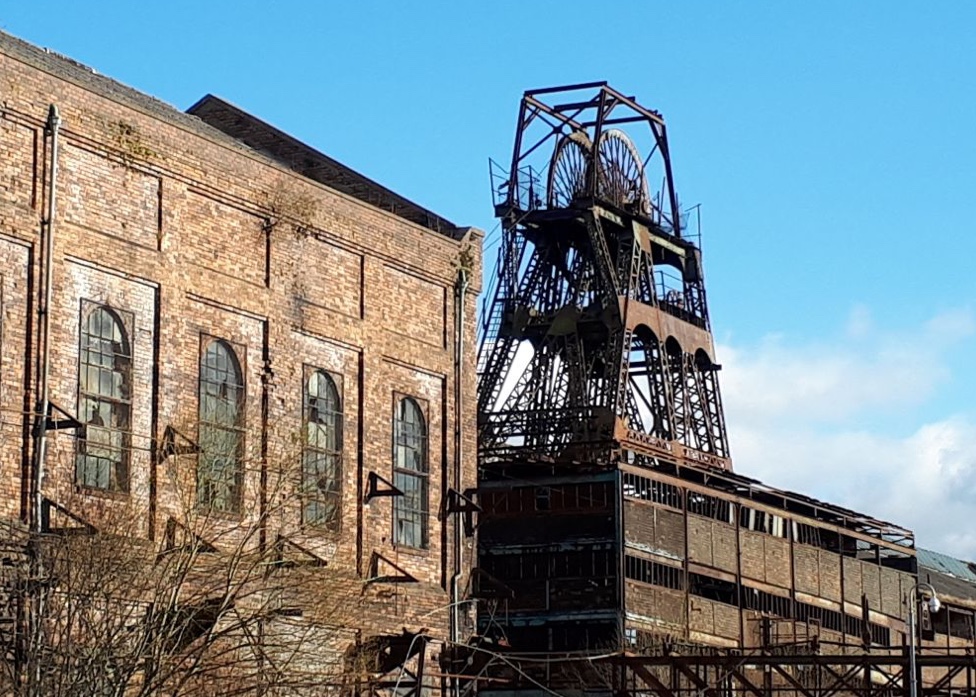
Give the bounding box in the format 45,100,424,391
469,567,515,600
41,497,97,535
366,551,418,584
44,401,84,433
271,533,328,569
158,516,217,559
441,487,481,537
363,471,404,504
442,488,481,515
158,425,200,463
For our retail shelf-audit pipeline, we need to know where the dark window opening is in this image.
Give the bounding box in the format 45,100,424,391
689,573,737,605
687,492,733,524
740,506,788,538
793,521,847,553
948,608,974,640
796,600,843,633
535,487,551,511
483,482,613,516
484,549,615,581
743,587,793,618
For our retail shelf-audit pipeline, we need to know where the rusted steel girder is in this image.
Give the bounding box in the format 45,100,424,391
478,84,730,466
457,647,976,697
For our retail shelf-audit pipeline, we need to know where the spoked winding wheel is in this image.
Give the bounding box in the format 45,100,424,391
597,129,650,215
547,131,592,209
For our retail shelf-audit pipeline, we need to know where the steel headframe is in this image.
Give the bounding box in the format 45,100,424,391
498,81,681,234
478,83,729,469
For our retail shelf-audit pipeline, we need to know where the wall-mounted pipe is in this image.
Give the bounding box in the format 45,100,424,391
449,265,469,696
31,104,60,534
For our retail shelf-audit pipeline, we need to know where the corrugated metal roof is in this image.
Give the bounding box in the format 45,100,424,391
918,547,976,584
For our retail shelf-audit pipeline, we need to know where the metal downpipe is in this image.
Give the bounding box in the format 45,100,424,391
450,266,469,697
31,103,60,534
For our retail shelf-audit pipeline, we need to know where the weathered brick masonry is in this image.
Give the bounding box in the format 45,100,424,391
0,29,481,682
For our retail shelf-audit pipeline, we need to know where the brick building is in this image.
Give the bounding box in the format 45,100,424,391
0,30,480,694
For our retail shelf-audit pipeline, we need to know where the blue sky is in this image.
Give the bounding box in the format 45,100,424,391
4,2,975,554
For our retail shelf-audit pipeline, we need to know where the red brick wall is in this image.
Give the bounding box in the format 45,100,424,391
0,39,482,651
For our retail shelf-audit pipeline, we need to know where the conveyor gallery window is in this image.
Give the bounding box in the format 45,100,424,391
483,482,613,516
687,492,733,524
739,506,788,538
793,521,843,553
688,572,736,605
485,550,615,581
796,601,843,633
795,600,889,644
743,587,793,618
625,555,683,590
622,472,683,510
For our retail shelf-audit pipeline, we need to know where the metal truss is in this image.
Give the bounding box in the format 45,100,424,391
478,83,729,467
459,645,976,697
604,649,976,697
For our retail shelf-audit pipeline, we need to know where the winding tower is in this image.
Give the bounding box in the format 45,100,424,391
476,82,731,653
479,83,728,470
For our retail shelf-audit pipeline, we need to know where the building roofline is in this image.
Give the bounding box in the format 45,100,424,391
0,29,461,239
186,94,462,238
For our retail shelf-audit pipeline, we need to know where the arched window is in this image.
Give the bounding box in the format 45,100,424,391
393,396,428,548
303,370,342,530
198,339,244,513
77,305,132,491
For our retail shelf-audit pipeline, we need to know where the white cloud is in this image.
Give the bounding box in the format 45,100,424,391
845,303,873,338
718,307,976,559
719,307,973,425
924,307,976,341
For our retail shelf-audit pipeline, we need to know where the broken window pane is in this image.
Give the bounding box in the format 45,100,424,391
76,306,131,491
198,339,244,513
303,370,342,530
393,397,428,548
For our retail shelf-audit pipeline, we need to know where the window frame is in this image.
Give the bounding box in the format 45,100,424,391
391,393,430,550
301,366,343,532
197,335,246,514
75,301,134,493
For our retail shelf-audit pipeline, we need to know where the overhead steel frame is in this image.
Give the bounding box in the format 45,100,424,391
455,644,976,697
478,82,729,469
605,650,976,697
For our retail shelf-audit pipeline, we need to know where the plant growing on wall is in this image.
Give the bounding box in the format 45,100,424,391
265,178,319,239
110,120,156,167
